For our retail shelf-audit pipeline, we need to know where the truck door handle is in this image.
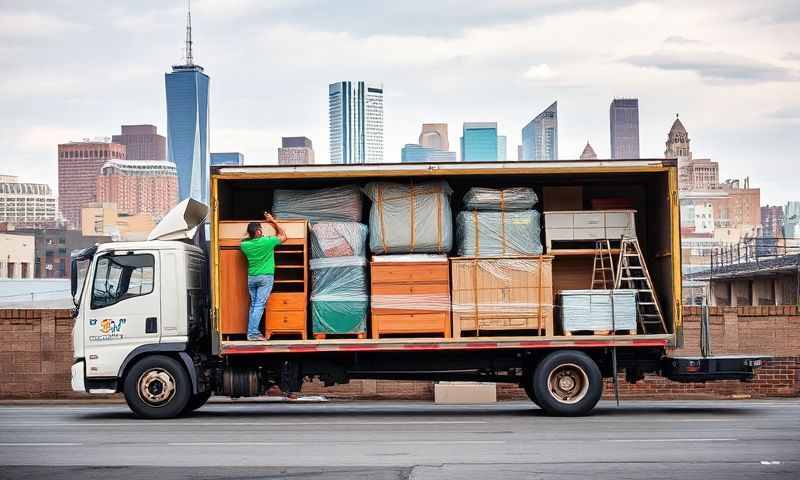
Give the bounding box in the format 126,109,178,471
145,317,158,334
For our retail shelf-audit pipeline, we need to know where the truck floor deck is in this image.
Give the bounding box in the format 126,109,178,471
220,334,671,355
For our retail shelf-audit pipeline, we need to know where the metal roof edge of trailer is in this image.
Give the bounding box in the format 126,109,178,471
211,158,678,178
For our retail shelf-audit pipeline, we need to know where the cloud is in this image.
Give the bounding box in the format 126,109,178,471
784,52,800,61
664,35,702,45
767,106,800,120
625,49,798,82
523,64,557,80
0,13,85,39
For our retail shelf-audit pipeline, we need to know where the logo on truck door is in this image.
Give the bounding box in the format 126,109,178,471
89,318,127,341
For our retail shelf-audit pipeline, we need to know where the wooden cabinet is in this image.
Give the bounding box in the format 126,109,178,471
450,256,553,338
217,219,308,340
370,258,451,338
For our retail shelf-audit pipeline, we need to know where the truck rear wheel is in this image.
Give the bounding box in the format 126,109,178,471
123,355,191,419
183,391,212,415
522,375,541,407
533,350,602,416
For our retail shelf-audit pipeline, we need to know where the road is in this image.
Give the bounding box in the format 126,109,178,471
0,399,798,479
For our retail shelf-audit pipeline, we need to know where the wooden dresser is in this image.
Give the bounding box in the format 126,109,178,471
217,219,308,339
370,257,451,339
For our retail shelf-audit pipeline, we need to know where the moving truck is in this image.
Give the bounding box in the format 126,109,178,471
69,160,764,418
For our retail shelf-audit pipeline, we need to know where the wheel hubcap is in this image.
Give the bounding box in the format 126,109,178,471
138,369,176,406
547,363,589,405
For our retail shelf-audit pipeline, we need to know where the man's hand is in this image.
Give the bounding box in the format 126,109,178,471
264,212,287,243
264,212,276,223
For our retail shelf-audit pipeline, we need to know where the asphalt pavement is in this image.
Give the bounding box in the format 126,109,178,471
0,399,798,479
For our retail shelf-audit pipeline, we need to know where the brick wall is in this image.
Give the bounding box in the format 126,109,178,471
1,306,798,400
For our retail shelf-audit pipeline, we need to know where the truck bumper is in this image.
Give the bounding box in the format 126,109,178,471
71,361,86,393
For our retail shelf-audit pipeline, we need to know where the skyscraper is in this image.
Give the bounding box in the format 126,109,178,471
419,124,449,150
460,122,498,162
579,142,598,160
401,145,456,163
58,139,126,228
521,101,558,161
95,160,178,220
278,137,314,165
165,4,209,202
497,135,507,161
112,124,166,161
329,81,383,164
0,176,58,227
610,98,640,159
210,152,245,166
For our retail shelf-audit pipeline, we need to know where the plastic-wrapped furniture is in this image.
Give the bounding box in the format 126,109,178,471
450,256,553,338
462,187,538,211
370,255,451,338
559,289,637,335
272,185,363,223
455,210,543,257
309,256,368,338
310,222,368,258
363,181,453,254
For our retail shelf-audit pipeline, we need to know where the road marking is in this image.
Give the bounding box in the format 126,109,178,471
761,461,782,465
168,440,506,447
605,438,737,443
0,420,488,427
0,443,82,447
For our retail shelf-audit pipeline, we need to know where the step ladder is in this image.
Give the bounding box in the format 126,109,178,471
591,239,615,289
615,236,668,334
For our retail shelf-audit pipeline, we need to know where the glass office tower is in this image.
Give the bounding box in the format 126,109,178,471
460,122,498,162
210,152,244,166
521,101,558,161
329,81,384,164
610,98,640,159
166,64,210,202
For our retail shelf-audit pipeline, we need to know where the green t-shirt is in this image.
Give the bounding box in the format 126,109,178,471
240,236,281,276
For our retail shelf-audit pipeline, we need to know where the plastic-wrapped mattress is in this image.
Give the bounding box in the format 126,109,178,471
455,210,543,256
462,187,538,211
363,180,453,254
309,256,368,334
310,222,368,258
559,289,637,332
272,185,363,223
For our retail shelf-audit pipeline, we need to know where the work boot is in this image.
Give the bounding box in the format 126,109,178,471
247,334,267,341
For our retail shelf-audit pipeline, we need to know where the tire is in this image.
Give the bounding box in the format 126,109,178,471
182,391,212,415
123,355,191,419
532,350,602,416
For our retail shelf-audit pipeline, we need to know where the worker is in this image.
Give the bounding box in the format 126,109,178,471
240,212,287,341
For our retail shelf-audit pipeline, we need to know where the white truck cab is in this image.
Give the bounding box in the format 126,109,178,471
71,200,211,418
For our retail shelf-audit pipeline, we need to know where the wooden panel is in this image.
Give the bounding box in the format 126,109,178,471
543,186,583,210
219,220,306,240
267,292,306,311
371,282,449,296
219,248,250,334
371,262,449,284
552,256,594,293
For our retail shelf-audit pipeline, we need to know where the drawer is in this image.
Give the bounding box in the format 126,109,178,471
267,293,306,311
457,315,536,330
573,212,604,228
371,282,449,296
546,228,573,241
544,213,573,228
371,263,449,284
572,227,605,240
605,226,636,239
372,312,449,333
604,211,634,228
267,310,306,330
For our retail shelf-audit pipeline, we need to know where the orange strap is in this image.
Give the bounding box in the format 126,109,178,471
472,259,480,337
537,254,543,332
472,210,480,256
376,185,389,253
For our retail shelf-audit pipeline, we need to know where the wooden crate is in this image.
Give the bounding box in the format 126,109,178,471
218,219,308,339
370,258,451,338
450,256,553,338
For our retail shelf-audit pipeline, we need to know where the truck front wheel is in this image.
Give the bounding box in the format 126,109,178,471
123,355,191,419
532,350,602,416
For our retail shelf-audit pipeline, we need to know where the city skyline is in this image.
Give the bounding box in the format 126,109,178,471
1,2,799,203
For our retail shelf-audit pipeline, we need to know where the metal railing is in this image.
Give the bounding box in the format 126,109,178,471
710,237,800,272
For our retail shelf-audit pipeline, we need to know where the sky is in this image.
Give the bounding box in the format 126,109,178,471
1,0,799,204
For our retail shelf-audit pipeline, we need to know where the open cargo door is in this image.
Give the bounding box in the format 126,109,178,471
148,198,209,241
